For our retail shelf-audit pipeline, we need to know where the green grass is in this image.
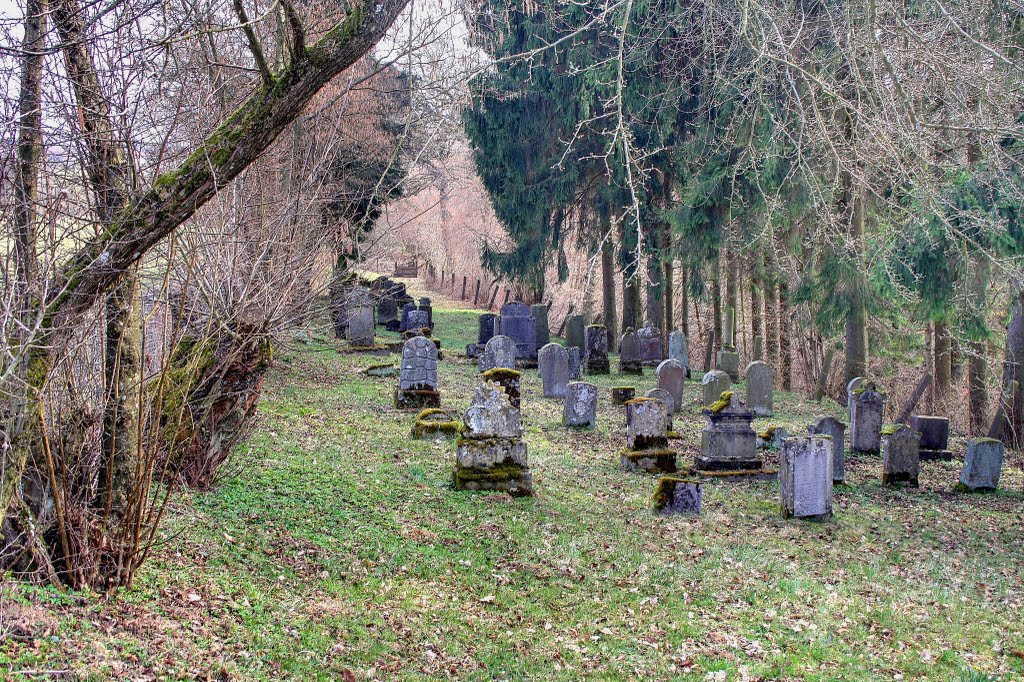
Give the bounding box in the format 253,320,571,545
2,288,1023,680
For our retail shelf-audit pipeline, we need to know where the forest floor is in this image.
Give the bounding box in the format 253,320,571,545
2,281,1023,681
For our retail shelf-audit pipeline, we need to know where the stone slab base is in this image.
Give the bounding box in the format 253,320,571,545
621,449,678,474
585,360,610,375
454,465,533,497
695,457,765,472
920,450,954,462
882,473,919,487
619,362,643,375
395,389,441,410
695,467,779,483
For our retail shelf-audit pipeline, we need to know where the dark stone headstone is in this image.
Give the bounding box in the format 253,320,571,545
566,315,586,353
882,424,920,487
538,343,569,399
399,302,417,332
478,313,497,345
566,346,582,380
653,477,702,516
910,415,952,461
584,325,610,375
637,325,664,366
498,302,537,362
532,304,550,350
618,330,642,375
698,393,761,472
850,383,884,454
395,336,440,409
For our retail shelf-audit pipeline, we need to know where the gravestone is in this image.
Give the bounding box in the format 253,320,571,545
716,307,740,380
405,309,430,333
881,424,920,487
846,376,865,422
850,383,884,454
479,335,517,373
532,304,550,350
566,315,586,354
958,438,1004,491
622,398,677,473
668,331,689,376
538,343,569,399
411,408,459,440
394,336,440,409
417,298,433,329
584,325,610,374
645,388,675,431
808,416,847,484
656,359,685,414
752,335,764,362
454,382,532,496
377,297,398,328
399,302,418,332
478,313,498,345
757,426,790,451
698,392,761,471
910,415,952,461
611,386,636,405
482,368,521,408
618,330,643,375
653,477,702,516
563,381,598,429
566,346,582,380
347,288,376,347
498,302,537,362
744,361,774,417
701,370,732,407
637,324,664,366
779,435,834,520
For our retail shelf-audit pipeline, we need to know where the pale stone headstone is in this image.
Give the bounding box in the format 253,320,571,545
959,438,1004,491
347,303,375,347
882,424,920,487
637,324,664,366
584,325,610,374
656,359,685,414
668,331,688,374
780,435,834,520
498,302,537,362
538,343,569,399
622,397,677,473
850,383,884,454
744,361,774,417
716,347,740,381
532,304,550,350
846,376,865,422
701,370,732,407
619,330,643,375
395,336,440,409
455,382,532,496
479,335,517,373
698,393,761,471
566,346,582,380
752,335,764,361
645,388,675,415
653,477,702,516
808,416,847,484
910,415,952,460
563,381,598,429
566,315,586,353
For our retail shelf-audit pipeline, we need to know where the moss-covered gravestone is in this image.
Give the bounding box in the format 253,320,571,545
412,408,460,439
780,435,834,520
958,438,1004,491
653,477,701,516
701,370,731,407
881,423,920,487
621,398,677,473
395,336,440,409
698,392,762,472
454,382,533,496
481,367,521,408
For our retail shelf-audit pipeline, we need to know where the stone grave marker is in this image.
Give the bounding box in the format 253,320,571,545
653,477,702,516
538,343,569,399
668,331,689,376
701,370,732,407
584,325,610,374
566,315,586,353
454,382,532,496
566,346,582,380
656,359,685,414
850,383,884,454
479,335,517,373
744,361,774,417
399,302,417,332
698,393,761,471
881,424,920,487
780,435,834,520
808,416,847,484
347,287,376,346
418,297,433,328
621,397,677,473
611,386,636,405
532,304,550,350
910,415,952,460
716,307,740,380
645,388,674,431
395,336,440,409
619,330,643,375
637,324,664,366
563,381,598,429
498,302,537,362
481,368,521,408
958,438,1004,491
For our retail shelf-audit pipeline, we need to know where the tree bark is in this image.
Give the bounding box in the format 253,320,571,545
933,319,952,402
750,277,763,343
968,256,990,433
711,254,722,353
993,284,1024,447
779,280,792,390
679,266,689,336
601,238,618,350
765,277,779,368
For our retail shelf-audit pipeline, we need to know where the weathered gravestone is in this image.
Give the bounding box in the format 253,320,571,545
637,324,664,367
850,383,884,454
482,368,521,408
698,392,762,472
418,297,433,328
566,346,582,380
405,309,430,334
611,386,636,405
653,477,702,516
645,389,675,431
377,296,398,328
846,376,865,422
656,359,685,415
752,335,764,362
757,425,790,451
716,307,740,381
498,302,537,362
399,302,418,332
910,415,952,461
566,315,586,354
411,408,459,440
619,330,643,375
395,336,440,409
532,304,550,350
701,370,732,407
779,435,834,520
744,361,774,417
563,381,598,429
668,331,689,376
347,287,376,347
881,424,920,487
584,325,610,374
621,398,677,473
454,382,532,496
538,343,569,399
958,438,1004,491
479,335,517,373
808,416,847,484
468,313,498,358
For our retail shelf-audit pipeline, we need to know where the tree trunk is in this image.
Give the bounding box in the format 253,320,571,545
750,277,763,343
994,284,1024,447
711,255,722,354
601,237,618,350
934,320,952,402
646,232,664,331
779,281,792,390
765,278,779,368
843,155,869,385
968,256,990,433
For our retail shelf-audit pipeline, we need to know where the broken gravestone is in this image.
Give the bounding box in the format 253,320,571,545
621,397,677,474
455,382,532,496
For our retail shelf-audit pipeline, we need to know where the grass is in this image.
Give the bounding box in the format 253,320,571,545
2,286,1023,680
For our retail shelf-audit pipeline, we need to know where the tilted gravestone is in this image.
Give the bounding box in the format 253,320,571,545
395,336,440,409
668,331,688,376
780,435,834,520
399,302,418,332
564,381,598,429
479,335,517,373
656,359,685,415
850,383,884,454
618,330,643,375
958,438,1004,491
532,304,550,350
346,287,376,347
584,325,610,374
701,370,732,407
808,416,847,484
716,307,740,381
637,324,664,366
538,343,569,399
881,424,920,487
910,415,952,461
698,392,761,472
566,346,582,380
454,382,532,496
653,477,702,516
565,315,586,353
744,361,774,417
497,302,537,362
621,397,677,473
